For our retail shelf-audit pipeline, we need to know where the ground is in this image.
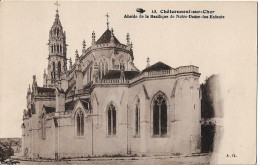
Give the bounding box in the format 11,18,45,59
11,154,211,165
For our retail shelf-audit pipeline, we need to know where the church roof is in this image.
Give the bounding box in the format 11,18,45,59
81,99,90,110
96,29,121,45
103,70,140,80
65,100,77,111
36,87,55,94
142,61,172,73
43,106,55,114
65,98,90,111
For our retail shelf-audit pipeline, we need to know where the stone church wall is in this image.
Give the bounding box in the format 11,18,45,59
126,75,201,155
91,86,129,156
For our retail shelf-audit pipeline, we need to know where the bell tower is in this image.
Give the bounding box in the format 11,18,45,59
46,3,67,88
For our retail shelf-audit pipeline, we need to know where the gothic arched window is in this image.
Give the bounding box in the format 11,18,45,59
42,114,46,139
152,92,167,137
104,60,108,75
102,60,105,77
86,70,89,83
120,62,125,71
99,60,103,79
135,98,140,136
112,59,115,69
60,45,62,53
76,110,84,136
107,103,116,135
89,67,92,81
58,62,61,78
52,62,56,79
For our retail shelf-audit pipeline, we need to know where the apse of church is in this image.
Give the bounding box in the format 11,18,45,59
22,5,201,159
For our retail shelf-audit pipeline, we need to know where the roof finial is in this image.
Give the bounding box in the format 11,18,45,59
105,12,110,29
69,57,72,69
111,28,114,37
146,57,150,68
92,31,96,45
54,1,60,12
82,40,86,49
130,42,133,49
110,28,115,43
126,33,130,45
75,49,79,58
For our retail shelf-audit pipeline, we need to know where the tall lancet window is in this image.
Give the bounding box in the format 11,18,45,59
52,62,56,79
99,60,104,79
153,92,167,137
104,60,108,75
42,114,46,139
102,61,105,77
135,98,140,137
76,110,84,136
58,62,61,78
89,67,92,81
107,103,116,135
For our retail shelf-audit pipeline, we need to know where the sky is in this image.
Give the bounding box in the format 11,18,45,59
0,1,257,163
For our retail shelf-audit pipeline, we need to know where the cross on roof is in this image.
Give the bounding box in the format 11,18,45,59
105,12,110,29
54,1,60,11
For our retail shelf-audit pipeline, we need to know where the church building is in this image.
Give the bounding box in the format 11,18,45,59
21,7,202,159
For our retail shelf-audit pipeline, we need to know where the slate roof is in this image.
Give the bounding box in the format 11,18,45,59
142,61,172,73
65,98,90,111
96,29,121,45
81,99,90,110
36,87,55,94
102,70,140,80
65,100,77,111
43,106,55,114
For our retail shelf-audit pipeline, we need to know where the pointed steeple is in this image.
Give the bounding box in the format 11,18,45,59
146,57,150,68
82,40,86,49
33,75,37,87
47,1,68,87
82,40,86,53
75,49,79,61
54,10,61,25
75,49,80,71
92,31,96,45
69,57,72,69
126,33,130,45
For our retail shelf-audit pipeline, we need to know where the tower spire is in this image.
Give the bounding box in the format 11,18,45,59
105,12,110,29
47,0,67,87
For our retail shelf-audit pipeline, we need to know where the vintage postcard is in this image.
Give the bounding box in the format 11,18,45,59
0,1,257,164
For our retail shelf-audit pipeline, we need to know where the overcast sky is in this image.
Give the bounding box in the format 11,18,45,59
0,2,257,162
